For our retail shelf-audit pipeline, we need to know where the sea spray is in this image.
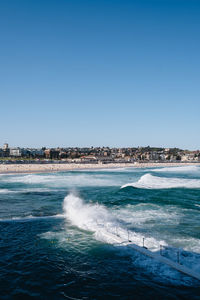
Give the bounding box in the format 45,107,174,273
63,193,164,250
63,193,116,232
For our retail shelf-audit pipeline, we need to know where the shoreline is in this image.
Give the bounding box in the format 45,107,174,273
0,162,200,175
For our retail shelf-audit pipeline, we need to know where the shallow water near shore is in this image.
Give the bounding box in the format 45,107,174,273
1,166,200,299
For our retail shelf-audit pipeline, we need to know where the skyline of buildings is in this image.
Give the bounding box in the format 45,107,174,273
1,143,200,163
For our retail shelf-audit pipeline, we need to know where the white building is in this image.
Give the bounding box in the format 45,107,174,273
3,143,9,151
9,148,22,157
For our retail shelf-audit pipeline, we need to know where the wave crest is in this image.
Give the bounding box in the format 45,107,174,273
63,193,163,250
151,166,200,173
121,174,200,189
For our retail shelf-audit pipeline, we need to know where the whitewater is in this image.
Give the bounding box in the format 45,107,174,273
0,166,200,299
121,173,200,189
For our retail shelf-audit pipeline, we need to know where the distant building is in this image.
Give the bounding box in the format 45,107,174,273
28,149,44,158
0,149,4,157
44,149,51,159
150,151,159,160
181,154,195,161
81,155,97,162
10,148,22,157
3,143,10,157
44,149,60,159
3,143,9,151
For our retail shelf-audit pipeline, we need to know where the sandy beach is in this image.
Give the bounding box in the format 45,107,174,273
0,162,200,174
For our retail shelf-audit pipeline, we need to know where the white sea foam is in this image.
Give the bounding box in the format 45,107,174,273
0,214,64,222
121,174,200,189
170,237,200,255
115,204,181,227
4,173,120,187
0,187,55,194
151,166,200,173
4,174,58,184
63,193,164,251
20,187,57,193
62,194,200,284
0,189,15,194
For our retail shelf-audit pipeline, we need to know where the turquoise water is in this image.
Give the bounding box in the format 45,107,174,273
0,166,200,299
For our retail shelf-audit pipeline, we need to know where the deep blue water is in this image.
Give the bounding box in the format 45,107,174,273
0,166,200,299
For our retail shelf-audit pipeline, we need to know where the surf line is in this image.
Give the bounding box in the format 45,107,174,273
100,231,200,282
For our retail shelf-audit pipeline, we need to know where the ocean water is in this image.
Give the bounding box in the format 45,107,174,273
0,166,200,299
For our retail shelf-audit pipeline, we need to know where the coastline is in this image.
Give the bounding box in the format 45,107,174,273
0,162,200,174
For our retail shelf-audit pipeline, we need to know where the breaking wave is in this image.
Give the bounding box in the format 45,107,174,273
62,194,200,284
4,173,120,187
121,174,200,189
151,165,200,173
63,193,164,251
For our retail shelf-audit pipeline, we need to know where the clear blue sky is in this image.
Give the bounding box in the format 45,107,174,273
0,0,199,149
